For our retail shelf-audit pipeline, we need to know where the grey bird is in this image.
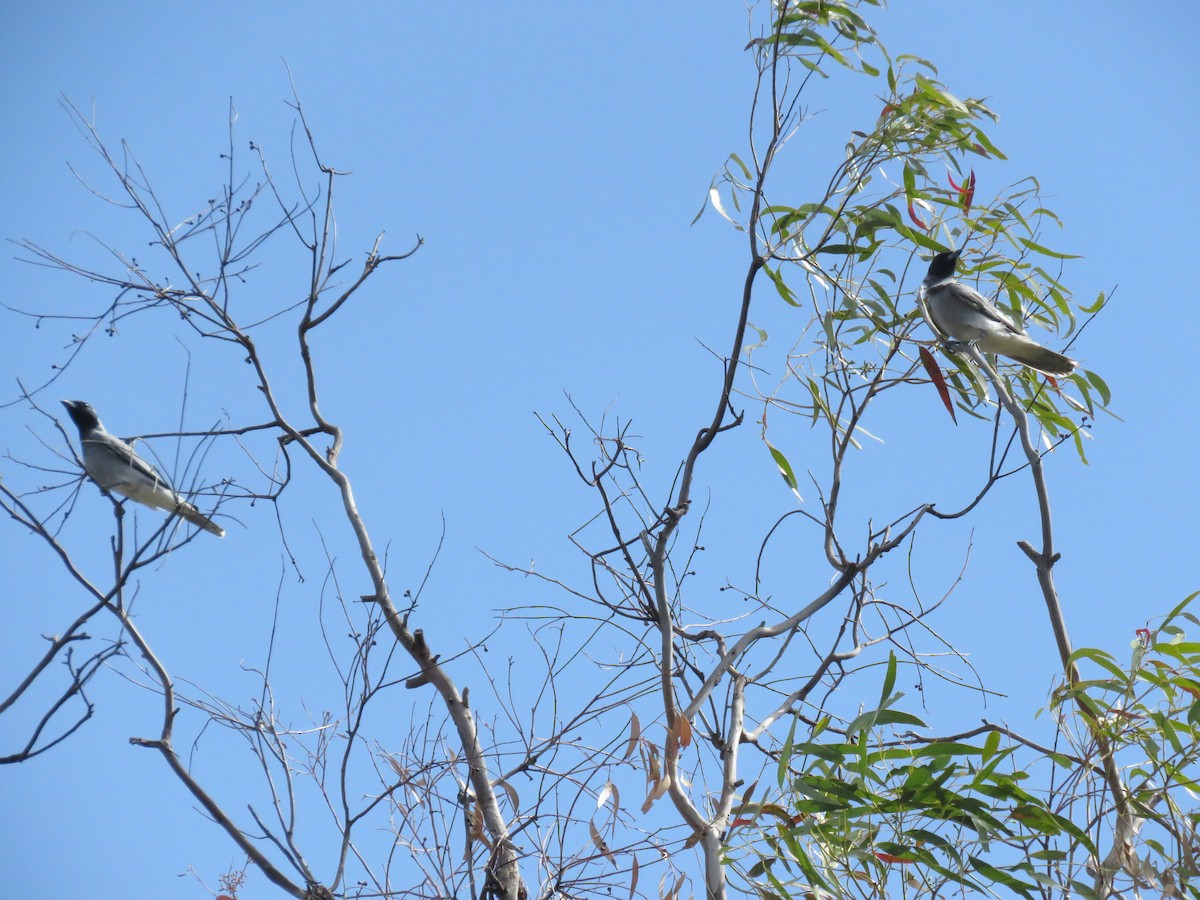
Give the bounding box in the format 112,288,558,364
922,249,1078,376
62,400,225,537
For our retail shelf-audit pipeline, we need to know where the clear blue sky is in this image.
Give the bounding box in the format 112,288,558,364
2,3,1198,898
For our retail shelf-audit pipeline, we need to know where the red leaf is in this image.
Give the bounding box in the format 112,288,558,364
947,170,977,213
919,347,957,424
875,852,915,865
907,200,929,231
963,169,976,213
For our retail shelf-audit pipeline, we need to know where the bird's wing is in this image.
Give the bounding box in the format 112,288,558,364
942,281,1023,335
85,431,164,482
82,430,184,510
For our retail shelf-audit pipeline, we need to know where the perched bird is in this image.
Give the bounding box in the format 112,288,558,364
61,400,225,537
922,249,1078,376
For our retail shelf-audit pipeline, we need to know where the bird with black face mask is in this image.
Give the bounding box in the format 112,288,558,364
921,249,1077,377
61,400,225,537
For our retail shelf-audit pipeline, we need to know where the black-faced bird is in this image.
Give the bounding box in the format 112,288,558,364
922,249,1077,376
62,400,225,537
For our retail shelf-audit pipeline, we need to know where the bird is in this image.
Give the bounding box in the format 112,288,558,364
921,249,1078,376
61,400,225,537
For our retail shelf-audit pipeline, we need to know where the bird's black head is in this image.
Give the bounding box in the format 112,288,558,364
61,400,101,433
926,249,962,281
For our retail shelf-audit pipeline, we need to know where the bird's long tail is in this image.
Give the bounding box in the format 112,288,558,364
178,502,225,537
1003,341,1078,377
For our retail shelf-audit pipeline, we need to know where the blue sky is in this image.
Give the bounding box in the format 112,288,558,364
2,3,1199,898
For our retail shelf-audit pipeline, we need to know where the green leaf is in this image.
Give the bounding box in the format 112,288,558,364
727,151,752,180
900,827,960,857
879,651,897,705
1029,850,1068,862
765,439,802,500
793,741,849,765
790,775,864,806
895,222,944,251
794,54,830,78
971,127,1008,160
1188,699,1200,725
913,74,967,112
1078,289,1107,314
914,741,984,759
1018,237,1080,259
982,729,1001,763
845,708,927,737
968,857,1037,898
778,716,799,786
1067,647,1127,680
1084,370,1111,406
764,265,799,306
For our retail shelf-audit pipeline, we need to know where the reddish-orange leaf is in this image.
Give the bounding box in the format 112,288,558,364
875,852,916,865
919,347,957,424
907,200,929,231
947,170,977,213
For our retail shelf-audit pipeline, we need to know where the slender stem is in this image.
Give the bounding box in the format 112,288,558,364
966,346,1128,819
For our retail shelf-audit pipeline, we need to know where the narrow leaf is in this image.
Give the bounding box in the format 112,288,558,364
845,708,928,736
589,819,617,867
709,186,736,226
766,439,804,500
1018,237,1080,259
497,779,519,811
623,712,640,760
919,346,957,423
880,651,898,704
